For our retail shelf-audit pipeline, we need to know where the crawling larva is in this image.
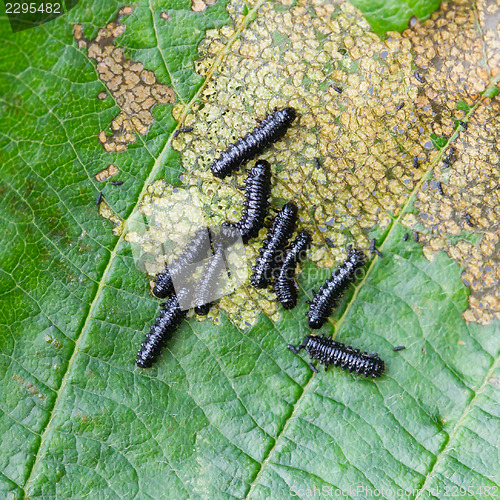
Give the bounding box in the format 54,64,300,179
307,248,366,329
274,230,312,310
223,160,271,244
194,249,226,316
210,107,297,179
153,227,212,298
288,334,385,378
136,290,189,368
251,202,298,289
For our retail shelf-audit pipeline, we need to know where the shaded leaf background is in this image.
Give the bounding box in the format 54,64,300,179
0,0,499,499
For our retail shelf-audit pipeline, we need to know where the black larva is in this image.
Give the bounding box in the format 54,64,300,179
403,232,409,241
396,102,405,111
437,181,444,196
413,156,419,168
274,230,312,310
459,121,468,131
332,85,343,94
251,202,298,289
393,345,406,351
153,226,212,298
180,126,194,133
210,107,297,179
136,290,188,368
223,160,272,244
96,192,103,205
288,334,385,378
194,249,226,316
314,157,321,170
307,248,366,329
413,231,420,242
110,180,123,186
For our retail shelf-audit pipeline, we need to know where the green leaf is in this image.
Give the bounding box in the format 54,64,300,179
430,133,448,150
348,0,442,35
1,0,499,498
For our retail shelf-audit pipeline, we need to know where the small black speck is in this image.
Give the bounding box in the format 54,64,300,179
173,130,180,138
393,346,406,352
325,237,335,248
437,181,444,196
464,213,474,227
180,126,194,133
403,232,409,241
413,231,419,242
414,71,425,83
96,192,103,205
374,249,384,258
396,101,405,111
459,121,468,130
314,157,321,169
413,156,419,168
408,15,418,28
332,85,343,94
110,180,123,186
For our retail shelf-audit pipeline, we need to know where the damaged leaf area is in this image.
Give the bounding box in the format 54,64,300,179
135,0,499,326
402,0,500,324
73,5,175,152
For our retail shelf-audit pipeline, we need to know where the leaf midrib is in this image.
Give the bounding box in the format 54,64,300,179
21,2,266,496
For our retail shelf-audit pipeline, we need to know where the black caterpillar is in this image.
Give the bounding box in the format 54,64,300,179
194,248,227,316
223,160,272,244
251,202,298,289
210,107,297,179
274,230,311,309
288,334,385,378
307,247,366,329
153,226,212,298
136,290,189,368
